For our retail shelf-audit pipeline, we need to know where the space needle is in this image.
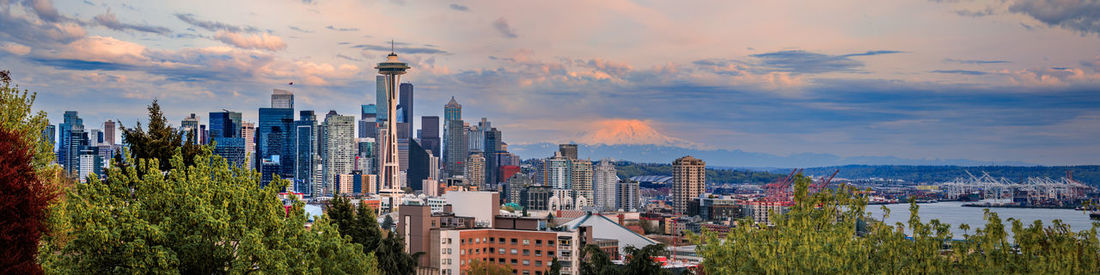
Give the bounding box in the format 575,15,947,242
376,42,409,193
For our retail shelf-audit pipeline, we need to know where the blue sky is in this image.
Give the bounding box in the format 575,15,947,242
2,0,1099,165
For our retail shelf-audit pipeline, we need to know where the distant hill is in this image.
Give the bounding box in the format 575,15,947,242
508,143,1035,168
784,165,1100,186
613,161,784,185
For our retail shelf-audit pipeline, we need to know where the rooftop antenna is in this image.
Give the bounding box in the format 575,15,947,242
391,39,395,54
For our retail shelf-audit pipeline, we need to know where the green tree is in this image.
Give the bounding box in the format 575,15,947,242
328,196,415,275
694,174,1100,274
1,70,61,275
623,244,668,275
41,148,379,273
381,214,395,231
464,259,513,275
548,258,562,275
118,100,203,172
352,202,383,251
580,244,618,275
375,234,419,275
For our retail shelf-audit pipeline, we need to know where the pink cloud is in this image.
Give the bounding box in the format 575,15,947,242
214,31,287,51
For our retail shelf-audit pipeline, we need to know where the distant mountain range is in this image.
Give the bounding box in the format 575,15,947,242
508,143,1035,168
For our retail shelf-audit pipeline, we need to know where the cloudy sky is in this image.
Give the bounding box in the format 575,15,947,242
2,0,1099,165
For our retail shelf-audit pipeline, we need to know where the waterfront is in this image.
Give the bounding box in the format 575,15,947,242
866,201,1099,239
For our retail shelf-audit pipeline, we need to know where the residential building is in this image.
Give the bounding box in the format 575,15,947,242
464,153,485,190
336,171,377,195
323,113,356,196
569,159,593,208
672,156,706,215
544,152,570,189
593,159,618,211
103,120,115,145
617,180,641,211
558,143,578,160
241,122,256,170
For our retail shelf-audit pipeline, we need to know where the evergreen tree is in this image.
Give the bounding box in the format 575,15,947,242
352,202,383,251
381,214,395,231
623,244,668,275
580,244,618,275
118,100,202,172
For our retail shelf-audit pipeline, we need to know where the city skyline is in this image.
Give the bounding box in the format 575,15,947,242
3,0,1100,165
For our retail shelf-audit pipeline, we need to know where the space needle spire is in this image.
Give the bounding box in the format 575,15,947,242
376,42,410,194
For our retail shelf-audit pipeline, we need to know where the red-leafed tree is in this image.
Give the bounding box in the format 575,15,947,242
0,129,55,274
0,70,60,275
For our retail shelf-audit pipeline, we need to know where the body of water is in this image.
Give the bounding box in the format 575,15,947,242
865,201,1098,239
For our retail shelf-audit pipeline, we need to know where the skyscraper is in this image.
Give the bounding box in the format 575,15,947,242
271,89,294,108
42,124,55,150
444,97,462,122
375,75,388,122
672,156,706,215
617,180,640,211
181,113,200,144
295,111,317,195
241,122,256,170
483,127,502,188
209,111,243,139
356,137,375,173
420,116,440,156
570,159,593,208
359,104,378,139
545,152,570,189
323,113,356,196
594,159,618,211
444,119,467,177
559,143,578,160
209,110,246,167
399,83,414,135
376,50,409,190
465,153,485,188
258,107,294,187
406,139,432,192
58,111,84,175
103,120,115,145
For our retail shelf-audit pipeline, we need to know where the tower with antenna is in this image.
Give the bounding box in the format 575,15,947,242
376,41,410,193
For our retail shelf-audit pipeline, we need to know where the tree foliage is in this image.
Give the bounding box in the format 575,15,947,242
579,244,618,275
623,244,668,275
328,196,417,275
0,70,61,275
41,148,379,273
695,174,1100,274
118,100,203,172
464,259,513,275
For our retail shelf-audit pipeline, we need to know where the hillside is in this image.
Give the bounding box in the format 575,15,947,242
614,161,784,184
788,165,1100,186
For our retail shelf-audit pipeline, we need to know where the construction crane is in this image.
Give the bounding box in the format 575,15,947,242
809,169,840,194
761,169,801,206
